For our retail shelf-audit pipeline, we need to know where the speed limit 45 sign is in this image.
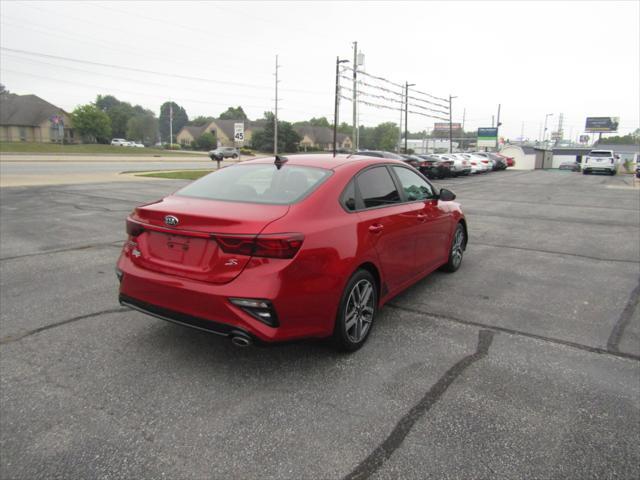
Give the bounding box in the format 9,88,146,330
234,123,245,144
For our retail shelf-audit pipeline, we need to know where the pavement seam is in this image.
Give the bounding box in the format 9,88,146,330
387,303,640,362
607,276,640,352
472,241,640,264
343,330,495,480
0,308,127,345
0,241,123,261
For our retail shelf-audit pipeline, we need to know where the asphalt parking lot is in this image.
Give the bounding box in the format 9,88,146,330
1,170,639,479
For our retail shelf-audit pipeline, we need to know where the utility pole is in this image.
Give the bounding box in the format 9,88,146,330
274,55,280,155
520,121,524,141
169,102,173,145
404,82,415,154
492,116,495,127
352,41,358,152
462,108,466,131
496,103,501,150
333,57,348,157
398,89,403,153
449,94,457,153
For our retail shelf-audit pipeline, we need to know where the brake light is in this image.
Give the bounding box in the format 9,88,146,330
214,233,304,259
126,218,145,237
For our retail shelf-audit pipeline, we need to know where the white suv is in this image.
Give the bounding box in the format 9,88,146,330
583,150,617,175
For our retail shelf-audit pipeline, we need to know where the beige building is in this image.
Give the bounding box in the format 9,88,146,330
176,119,267,147
0,93,75,143
295,125,352,151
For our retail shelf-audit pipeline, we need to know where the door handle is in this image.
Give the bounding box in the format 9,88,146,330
368,224,384,234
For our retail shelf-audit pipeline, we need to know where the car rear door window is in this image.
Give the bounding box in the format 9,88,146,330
357,167,401,208
391,166,435,201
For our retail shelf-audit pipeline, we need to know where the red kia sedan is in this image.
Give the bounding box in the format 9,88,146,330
117,154,467,351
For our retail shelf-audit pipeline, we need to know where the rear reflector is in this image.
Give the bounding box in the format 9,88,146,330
214,233,304,259
229,297,279,327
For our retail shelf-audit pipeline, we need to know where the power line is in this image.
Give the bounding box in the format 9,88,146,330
0,47,326,95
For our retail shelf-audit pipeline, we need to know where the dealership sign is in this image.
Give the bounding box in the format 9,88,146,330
477,127,498,147
434,122,461,132
585,117,619,132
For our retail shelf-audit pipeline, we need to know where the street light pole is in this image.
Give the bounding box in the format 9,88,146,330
449,94,457,153
543,113,553,143
333,57,349,157
404,82,415,154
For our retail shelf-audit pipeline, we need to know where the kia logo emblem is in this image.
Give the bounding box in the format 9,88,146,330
164,215,179,227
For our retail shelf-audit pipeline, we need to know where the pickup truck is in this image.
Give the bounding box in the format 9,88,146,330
582,149,617,175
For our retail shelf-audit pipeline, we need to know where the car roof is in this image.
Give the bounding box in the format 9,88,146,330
242,153,405,170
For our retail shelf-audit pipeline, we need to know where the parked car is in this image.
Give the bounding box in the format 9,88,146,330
496,153,515,167
111,138,128,146
583,149,617,175
355,150,406,160
415,154,453,179
399,154,423,169
209,147,240,160
440,154,471,176
131,142,145,148
559,161,580,172
461,153,491,173
117,154,467,351
471,152,505,170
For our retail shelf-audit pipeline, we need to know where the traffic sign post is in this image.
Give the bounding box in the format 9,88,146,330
234,122,245,149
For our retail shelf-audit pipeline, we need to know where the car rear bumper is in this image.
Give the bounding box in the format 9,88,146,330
116,251,337,343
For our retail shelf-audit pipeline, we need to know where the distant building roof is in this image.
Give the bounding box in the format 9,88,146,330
594,143,640,154
294,125,352,144
180,125,208,138
0,93,68,126
552,147,592,156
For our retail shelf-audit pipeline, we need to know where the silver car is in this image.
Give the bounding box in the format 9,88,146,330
208,147,240,160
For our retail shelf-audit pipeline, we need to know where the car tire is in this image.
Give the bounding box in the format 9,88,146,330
332,269,377,352
610,170,616,176
583,169,589,175
233,154,238,159
440,223,466,273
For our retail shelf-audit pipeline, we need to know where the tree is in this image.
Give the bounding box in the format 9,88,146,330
294,116,331,128
219,106,248,120
95,95,153,138
371,122,400,151
71,104,112,143
195,132,217,150
0,83,8,94
251,116,301,153
189,116,215,126
159,102,188,143
126,113,158,145
596,131,640,145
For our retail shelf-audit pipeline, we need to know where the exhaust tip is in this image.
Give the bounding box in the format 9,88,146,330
230,335,252,348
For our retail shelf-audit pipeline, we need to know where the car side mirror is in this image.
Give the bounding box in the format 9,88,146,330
438,188,456,201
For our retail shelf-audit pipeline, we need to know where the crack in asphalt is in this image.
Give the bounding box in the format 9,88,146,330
387,303,640,362
607,276,640,352
459,197,640,213
0,241,123,261
0,308,128,345
343,330,495,480
472,241,640,264
464,210,639,228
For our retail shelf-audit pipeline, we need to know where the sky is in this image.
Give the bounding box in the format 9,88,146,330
1,0,639,141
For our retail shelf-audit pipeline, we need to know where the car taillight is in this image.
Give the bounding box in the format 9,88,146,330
214,233,304,259
126,218,145,237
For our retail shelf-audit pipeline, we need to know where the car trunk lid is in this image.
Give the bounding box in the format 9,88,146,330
127,195,289,284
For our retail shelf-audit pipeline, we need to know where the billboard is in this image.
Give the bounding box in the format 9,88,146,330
477,127,498,148
434,122,461,132
585,117,619,133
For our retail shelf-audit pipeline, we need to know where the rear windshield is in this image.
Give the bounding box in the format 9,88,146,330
589,151,612,157
176,164,331,205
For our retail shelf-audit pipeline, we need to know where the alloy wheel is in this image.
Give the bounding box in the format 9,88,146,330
451,228,465,268
344,279,375,343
